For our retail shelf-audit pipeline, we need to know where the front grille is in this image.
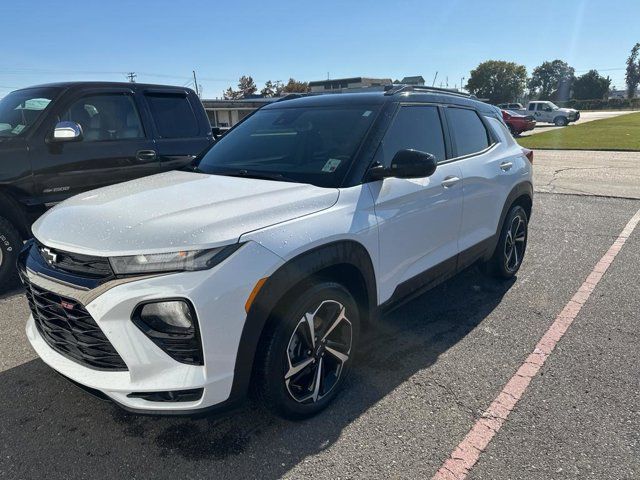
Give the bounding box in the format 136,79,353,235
37,243,114,280
22,274,127,371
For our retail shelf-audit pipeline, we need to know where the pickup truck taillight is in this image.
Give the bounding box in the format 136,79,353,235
522,148,533,164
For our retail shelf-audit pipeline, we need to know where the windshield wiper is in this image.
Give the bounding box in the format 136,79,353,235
214,169,294,182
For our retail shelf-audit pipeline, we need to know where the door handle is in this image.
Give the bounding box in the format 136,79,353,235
441,176,461,188
500,161,513,171
136,149,157,161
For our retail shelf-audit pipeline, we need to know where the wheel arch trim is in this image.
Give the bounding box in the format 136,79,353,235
227,239,377,403
484,181,533,261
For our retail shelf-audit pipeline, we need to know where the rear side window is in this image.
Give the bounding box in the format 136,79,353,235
378,105,446,166
145,93,199,138
528,104,536,111
447,107,490,157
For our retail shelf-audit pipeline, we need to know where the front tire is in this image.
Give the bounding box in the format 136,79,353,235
254,281,360,420
483,205,528,279
554,116,568,126
0,216,21,291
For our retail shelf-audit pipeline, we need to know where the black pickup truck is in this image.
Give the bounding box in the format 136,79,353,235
0,82,214,289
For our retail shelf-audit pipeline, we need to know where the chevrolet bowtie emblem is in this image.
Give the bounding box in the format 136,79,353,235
41,247,58,265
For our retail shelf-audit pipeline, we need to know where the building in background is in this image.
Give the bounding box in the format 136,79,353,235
201,97,276,127
308,77,392,93
202,75,425,127
400,75,425,86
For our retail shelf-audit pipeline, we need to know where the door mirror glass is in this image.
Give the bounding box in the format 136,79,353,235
370,149,437,180
52,121,83,142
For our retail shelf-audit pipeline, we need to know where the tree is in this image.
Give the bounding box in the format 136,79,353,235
237,75,257,97
222,87,241,100
572,70,611,99
260,80,285,97
223,75,257,99
625,43,640,99
465,60,527,103
282,78,310,93
528,60,575,101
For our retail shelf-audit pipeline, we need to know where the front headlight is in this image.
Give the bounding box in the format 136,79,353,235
109,244,242,275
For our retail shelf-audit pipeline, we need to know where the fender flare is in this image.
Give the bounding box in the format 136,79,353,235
227,240,377,403
484,181,533,261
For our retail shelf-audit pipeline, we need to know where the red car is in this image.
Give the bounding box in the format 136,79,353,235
502,109,536,136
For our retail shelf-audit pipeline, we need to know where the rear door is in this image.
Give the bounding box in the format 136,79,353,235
29,87,158,206
142,90,213,172
449,107,518,267
369,104,464,303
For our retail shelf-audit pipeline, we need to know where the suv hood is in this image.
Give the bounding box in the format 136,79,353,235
32,170,339,256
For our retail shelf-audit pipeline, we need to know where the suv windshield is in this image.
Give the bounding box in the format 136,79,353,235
195,104,380,188
0,87,60,137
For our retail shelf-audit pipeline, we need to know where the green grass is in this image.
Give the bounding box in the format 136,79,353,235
518,112,640,151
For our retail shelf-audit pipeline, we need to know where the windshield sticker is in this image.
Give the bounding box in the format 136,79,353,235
362,110,372,117
322,158,342,173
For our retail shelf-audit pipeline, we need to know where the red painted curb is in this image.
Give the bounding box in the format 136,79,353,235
432,207,640,480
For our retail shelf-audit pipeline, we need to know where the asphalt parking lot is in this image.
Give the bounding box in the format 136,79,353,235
1,192,639,479
519,110,635,137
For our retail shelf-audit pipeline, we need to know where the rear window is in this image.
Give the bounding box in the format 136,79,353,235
145,93,199,138
447,107,490,157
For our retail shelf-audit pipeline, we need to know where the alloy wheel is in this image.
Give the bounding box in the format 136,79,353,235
284,299,352,404
504,214,526,273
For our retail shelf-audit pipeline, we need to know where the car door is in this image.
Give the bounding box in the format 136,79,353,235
368,104,464,303
449,107,520,268
142,90,212,172
29,88,159,206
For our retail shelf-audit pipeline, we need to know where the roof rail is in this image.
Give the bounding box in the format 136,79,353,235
274,93,309,103
384,84,476,99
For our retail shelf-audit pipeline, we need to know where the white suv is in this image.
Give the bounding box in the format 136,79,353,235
19,86,533,419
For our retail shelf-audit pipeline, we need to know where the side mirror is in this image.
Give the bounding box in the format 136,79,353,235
51,121,83,142
368,149,438,180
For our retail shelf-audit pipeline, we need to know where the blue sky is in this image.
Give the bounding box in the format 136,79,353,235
1,0,638,98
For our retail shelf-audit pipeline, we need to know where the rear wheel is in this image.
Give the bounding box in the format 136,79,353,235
254,281,359,420
0,216,21,291
483,205,528,279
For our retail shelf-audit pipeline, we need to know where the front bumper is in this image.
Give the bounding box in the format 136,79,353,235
24,241,283,414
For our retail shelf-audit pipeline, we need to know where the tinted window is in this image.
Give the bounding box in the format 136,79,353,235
528,104,536,111
447,107,490,157
195,105,379,188
146,93,198,138
379,105,446,167
61,93,143,142
0,87,60,137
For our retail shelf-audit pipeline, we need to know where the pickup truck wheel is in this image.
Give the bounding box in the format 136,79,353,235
0,216,21,291
482,205,528,279
254,281,359,420
554,116,568,126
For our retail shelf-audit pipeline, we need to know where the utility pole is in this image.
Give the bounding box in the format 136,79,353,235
192,70,200,97
126,72,136,83
431,71,438,87
460,76,465,92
